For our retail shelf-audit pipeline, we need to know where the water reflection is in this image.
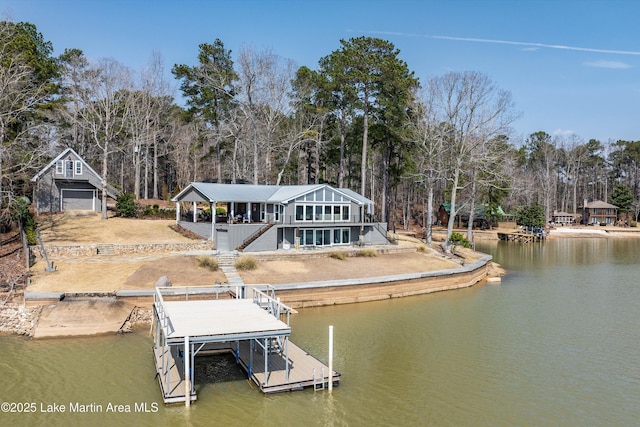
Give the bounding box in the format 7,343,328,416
1,239,640,425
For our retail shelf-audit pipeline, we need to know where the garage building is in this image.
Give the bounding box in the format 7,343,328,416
31,148,117,213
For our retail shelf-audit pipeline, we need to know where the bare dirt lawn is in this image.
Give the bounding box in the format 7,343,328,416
239,252,462,284
36,211,193,244
28,213,483,293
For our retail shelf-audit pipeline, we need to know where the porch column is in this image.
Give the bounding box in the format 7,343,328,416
211,201,216,241
247,202,252,223
175,202,180,224
192,201,197,223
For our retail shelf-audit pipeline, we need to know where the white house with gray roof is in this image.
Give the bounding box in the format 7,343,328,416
172,182,388,252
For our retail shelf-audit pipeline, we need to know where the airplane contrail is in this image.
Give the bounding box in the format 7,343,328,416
359,30,640,56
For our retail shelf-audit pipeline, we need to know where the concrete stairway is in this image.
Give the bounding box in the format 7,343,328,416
216,252,245,288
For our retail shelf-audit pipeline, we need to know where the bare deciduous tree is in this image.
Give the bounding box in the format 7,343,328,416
427,71,518,252
70,58,135,219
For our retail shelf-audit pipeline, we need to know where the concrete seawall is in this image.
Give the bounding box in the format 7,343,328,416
270,255,491,308
25,254,492,310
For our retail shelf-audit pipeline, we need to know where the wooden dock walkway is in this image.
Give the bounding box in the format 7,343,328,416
153,345,197,404
236,340,340,393
153,340,339,403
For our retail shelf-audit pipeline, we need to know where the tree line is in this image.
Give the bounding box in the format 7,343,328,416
2,20,639,250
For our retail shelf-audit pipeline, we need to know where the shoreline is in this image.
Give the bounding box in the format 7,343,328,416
10,222,635,339
1,253,498,338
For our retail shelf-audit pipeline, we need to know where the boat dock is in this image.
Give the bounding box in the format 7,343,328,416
497,231,544,242
152,286,339,405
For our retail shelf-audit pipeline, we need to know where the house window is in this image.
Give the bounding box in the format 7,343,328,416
65,160,73,178
295,203,352,222
342,205,350,221
301,228,350,246
304,229,314,245
55,160,64,175
332,228,350,244
74,161,82,176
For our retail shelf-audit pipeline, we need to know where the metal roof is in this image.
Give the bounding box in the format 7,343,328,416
31,147,102,183
160,299,290,342
172,182,373,206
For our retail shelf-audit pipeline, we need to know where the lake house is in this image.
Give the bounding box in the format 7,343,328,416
581,200,618,225
172,182,389,252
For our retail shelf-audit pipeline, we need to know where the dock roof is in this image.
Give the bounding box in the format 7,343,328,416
160,298,291,343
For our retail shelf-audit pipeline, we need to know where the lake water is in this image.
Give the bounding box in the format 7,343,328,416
1,238,640,426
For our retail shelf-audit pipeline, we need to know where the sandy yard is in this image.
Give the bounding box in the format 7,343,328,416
28,254,227,292
239,252,462,284
36,211,193,244
27,212,483,293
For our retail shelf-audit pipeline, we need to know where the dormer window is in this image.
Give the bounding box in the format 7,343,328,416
55,160,64,175
75,161,82,175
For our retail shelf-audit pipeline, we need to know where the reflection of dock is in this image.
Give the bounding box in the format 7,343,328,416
497,231,544,242
152,286,339,406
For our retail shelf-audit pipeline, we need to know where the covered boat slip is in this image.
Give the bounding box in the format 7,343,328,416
152,286,339,405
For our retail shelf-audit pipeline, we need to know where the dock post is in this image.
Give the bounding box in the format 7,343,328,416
328,325,333,391
185,335,190,408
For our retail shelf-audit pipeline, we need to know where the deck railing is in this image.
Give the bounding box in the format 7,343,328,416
251,286,292,326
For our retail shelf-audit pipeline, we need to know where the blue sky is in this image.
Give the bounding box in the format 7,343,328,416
3,0,640,144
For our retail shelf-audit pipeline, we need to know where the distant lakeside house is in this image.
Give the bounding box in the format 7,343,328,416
581,200,618,225
30,148,118,214
172,182,389,252
551,210,581,225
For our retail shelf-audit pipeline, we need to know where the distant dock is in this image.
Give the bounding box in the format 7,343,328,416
497,231,544,242
151,286,339,405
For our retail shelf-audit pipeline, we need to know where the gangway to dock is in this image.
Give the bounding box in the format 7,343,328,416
152,286,339,405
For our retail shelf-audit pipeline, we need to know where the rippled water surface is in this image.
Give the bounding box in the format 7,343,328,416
1,238,640,426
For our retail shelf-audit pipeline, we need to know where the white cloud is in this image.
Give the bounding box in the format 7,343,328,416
584,60,632,69
553,129,576,137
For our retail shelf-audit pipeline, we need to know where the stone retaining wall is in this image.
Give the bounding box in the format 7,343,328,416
30,241,214,259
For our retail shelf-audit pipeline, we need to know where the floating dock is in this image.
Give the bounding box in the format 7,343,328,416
151,286,339,405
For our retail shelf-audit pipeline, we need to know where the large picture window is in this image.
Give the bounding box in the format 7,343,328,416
300,228,350,246
294,203,352,223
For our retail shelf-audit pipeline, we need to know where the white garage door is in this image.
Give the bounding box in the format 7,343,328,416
62,190,94,210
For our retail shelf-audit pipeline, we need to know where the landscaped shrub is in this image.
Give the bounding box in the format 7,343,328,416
116,192,136,217
416,245,426,253
10,196,36,245
235,256,257,271
449,231,471,248
197,256,219,271
631,221,638,227
328,251,348,260
139,205,174,219
356,248,377,257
